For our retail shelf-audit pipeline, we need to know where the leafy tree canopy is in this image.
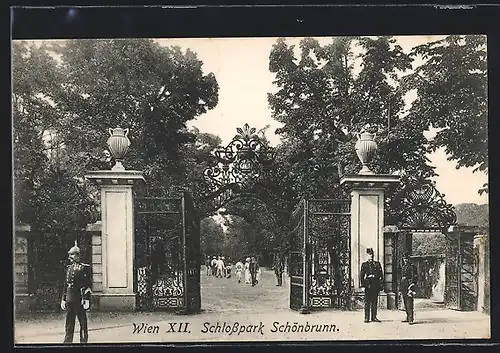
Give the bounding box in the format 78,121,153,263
268,36,436,203
267,34,487,208
404,35,488,194
12,39,220,260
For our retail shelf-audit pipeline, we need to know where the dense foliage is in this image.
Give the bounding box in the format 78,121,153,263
404,35,488,194
268,36,433,195
200,217,225,258
454,203,489,228
12,39,220,285
412,233,446,256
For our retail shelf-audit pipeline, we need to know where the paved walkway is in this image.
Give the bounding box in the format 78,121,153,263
15,270,491,344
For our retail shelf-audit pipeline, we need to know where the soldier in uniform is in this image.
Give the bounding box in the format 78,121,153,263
360,248,384,323
400,252,417,325
60,241,92,344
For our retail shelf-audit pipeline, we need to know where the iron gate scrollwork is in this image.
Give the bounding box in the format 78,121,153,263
388,177,459,309
289,199,309,312
135,192,201,313
289,198,352,312
182,192,201,312
308,199,351,309
200,123,275,216
389,178,457,232
444,230,477,311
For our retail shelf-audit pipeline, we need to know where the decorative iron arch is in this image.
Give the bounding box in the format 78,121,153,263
198,124,277,216
389,178,457,232
198,181,282,216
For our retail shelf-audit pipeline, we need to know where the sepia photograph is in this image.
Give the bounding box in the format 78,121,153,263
12,24,490,344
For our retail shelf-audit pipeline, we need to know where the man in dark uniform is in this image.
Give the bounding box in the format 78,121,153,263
274,255,284,286
60,242,92,344
249,256,259,286
400,252,417,325
360,248,384,323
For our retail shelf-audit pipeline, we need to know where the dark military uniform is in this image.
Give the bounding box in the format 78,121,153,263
249,258,259,286
400,259,417,324
360,252,384,322
62,261,92,343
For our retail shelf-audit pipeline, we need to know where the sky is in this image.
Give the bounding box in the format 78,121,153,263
155,35,489,206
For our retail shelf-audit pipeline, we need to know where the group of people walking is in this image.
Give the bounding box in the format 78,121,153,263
235,256,261,286
206,255,233,278
360,248,417,324
205,255,265,286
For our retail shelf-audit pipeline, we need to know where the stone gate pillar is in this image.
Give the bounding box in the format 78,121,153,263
85,127,144,311
474,233,489,313
340,174,400,307
339,128,400,308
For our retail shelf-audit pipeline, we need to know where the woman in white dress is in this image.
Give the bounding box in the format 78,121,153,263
244,257,252,284
235,261,244,283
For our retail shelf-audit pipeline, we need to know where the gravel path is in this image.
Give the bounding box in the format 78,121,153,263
15,270,490,344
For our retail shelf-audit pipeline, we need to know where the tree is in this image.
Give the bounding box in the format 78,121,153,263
200,217,225,257
12,39,221,297
268,36,433,203
404,35,488,194
454,203,489,228
222,215,253,262
180,127,223,201
220,196,288,266
267,35,490,233
46,38,219,197
31,168,99,276
12,41,65,224
13,38,220,225
412,233,446,256
222,214,264,263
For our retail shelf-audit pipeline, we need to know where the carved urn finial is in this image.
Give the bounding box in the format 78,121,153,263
355,124,378,175
107,127,131,171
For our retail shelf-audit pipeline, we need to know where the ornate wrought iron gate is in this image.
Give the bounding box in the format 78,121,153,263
388,178,458,310
289,198,352,312
308,199,351,309
392,231,413,309
135,192,200,313
182,192,201,312
445,230,477,311
289,199,309,312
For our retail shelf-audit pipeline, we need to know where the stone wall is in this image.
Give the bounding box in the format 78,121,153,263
14,224,30,312
474,234,490,314
87,222,103,309
14,222,102,313
381,226,399,310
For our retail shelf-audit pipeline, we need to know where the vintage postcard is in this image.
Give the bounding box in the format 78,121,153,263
12,22,490,344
